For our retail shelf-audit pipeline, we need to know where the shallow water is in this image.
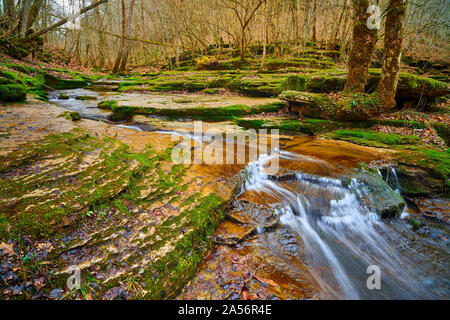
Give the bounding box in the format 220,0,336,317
240,152,449,299
51,88,450,300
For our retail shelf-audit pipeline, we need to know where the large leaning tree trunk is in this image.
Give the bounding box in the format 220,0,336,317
344,0,378,93
377,0,408,110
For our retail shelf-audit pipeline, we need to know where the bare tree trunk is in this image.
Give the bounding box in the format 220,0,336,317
113,0,127,73
330,0,348,49
310,0,318,43
119,0,136,72
3,0,15,30
259,0,268,72
344,0,378,93
377,0,407,110
19,0,33,37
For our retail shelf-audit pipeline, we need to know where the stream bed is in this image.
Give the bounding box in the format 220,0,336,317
49,88,450,300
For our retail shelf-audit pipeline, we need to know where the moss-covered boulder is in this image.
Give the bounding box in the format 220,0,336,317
58,93,70,100
102,101,285,122
366,70,449,107
98,100,118,109
109,105,134,121
75,95,97,101
280,91,382,121
349,170,406,218
0,84,27,102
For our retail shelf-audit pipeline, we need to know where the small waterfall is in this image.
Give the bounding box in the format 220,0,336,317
385,166,400,194
240,153,439,299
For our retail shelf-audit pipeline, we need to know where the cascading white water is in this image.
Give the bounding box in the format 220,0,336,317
241,151,440,299
385,166,401,194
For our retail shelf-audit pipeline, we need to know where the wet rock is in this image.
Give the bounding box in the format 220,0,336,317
395,166,446,197
43,73,88,90
75,96,97,101
414,198,449,224
226,200,280,229
214,220,256,245
350,170,406,218
58,93,70,100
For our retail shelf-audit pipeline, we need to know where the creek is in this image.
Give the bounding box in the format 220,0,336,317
49,87,449,300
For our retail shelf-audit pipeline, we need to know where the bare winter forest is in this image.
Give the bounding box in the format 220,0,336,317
0,0,449,302
1,0,449,70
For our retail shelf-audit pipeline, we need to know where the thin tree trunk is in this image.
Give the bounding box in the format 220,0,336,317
259,0,268,72
113,0,127,73
377,0,407,110
330,0,348,49
119,0,136,72
344,0,378,93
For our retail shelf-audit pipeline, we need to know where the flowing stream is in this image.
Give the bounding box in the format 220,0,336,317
239,151,448,299
50,88,449,300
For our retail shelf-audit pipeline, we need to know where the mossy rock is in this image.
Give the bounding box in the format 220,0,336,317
349,170,406,218
58,111,81,122
0,84,27,102
281,75,308,91
0,76,16,85
43,73,88,89
280,91,382,121
388,166,445,197
3,63,37,74
75,95,97,101
236,118,354,135
325,129,420,147
432,122,449,146
107,102,284,122
59,93,70,100
98,100,118,109
306,75,346,93
110,106,134,121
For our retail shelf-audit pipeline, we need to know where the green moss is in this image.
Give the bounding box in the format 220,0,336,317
58,111,81,121
75,96,97,101
59,93,70,100
326,129,420,147
97,100,118,109
3,63,37,74
236,117,371,135
281,75,307,91
110,105,134,121
407,218,421,231
141,193,225,299
202,88,220,94
398,147,449,185
43,73,88,89
108,102,284,122
265,57,334,71
281,91,382,121
432,122,449,145
0,84,27,102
